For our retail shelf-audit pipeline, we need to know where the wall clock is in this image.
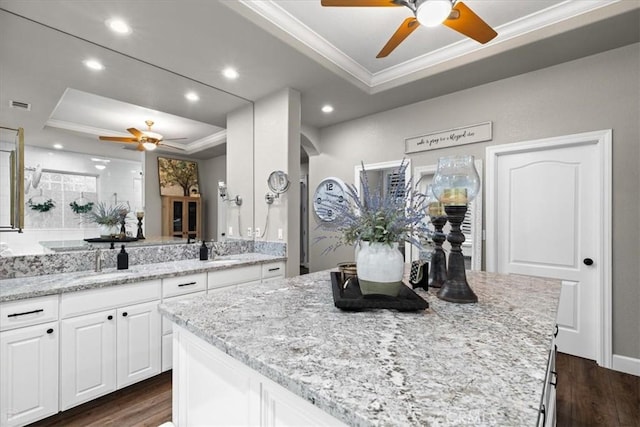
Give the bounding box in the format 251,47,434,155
313,177,348,222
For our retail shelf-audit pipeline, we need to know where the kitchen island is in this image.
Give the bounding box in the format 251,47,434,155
159,270,561,426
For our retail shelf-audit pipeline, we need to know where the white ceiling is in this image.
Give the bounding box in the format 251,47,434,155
0,0,638,158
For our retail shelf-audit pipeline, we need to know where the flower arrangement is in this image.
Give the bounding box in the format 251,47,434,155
27,198,55,212
82,201,127,227
316,161,431,253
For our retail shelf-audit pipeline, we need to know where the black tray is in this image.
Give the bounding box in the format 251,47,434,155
84,237,139,243
330,271,428,312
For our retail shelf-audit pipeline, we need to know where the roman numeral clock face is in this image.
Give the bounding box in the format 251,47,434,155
313,177,348,222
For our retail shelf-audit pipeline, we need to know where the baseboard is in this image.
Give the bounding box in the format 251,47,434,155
612,354,640,376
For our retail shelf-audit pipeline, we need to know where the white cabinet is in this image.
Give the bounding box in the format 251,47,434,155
173,325,345,427
207,265,261,292
161,291,205,372
538,329,558,427
0,321,58,427
60,310,116,410
261,262,286,283
116,301,161,388
59,280,161,411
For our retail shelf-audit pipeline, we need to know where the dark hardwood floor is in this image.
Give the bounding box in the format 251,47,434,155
29,371,172,427
556,353,639,427
28,354,638,426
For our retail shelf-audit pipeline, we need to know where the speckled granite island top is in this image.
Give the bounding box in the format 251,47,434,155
0,253,285,302
159,270,560,427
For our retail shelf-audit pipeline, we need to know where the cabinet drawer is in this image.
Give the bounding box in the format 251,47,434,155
0,295,59,331
60,280,161,319
208,265,261,290
262,262,286,280
162,273,207,298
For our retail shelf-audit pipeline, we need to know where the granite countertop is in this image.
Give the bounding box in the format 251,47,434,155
159,270,561,427
0,253,285,302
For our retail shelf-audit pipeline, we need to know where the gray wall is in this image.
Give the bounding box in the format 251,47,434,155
309,43,639,359
201,154,226,240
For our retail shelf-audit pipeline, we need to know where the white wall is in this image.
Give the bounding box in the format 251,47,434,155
254,88,301,276
309,43,640,359
226,104,255,240
201,154,226,240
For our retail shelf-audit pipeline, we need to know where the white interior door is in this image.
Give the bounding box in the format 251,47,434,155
486,130,611,364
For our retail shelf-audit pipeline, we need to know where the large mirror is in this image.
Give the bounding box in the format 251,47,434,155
0,8,254,256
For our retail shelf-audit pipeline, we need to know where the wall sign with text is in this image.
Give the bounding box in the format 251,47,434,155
405,122,492,153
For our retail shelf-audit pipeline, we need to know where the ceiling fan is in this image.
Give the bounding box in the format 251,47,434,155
321,0,498,58
99,120,186,151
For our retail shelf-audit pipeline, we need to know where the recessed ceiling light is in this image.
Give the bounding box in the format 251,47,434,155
83,59,104,71
95,164,106,170
53,143,63,150
322,105,334,113
185,92,200,102
222,67,239,80
105,18,131,35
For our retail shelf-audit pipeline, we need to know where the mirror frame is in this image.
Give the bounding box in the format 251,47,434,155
0,126,24,232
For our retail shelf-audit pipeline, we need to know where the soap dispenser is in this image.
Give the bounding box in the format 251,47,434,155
199,241,208,261
117,245,129,270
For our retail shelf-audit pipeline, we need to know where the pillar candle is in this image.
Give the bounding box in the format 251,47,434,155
441,188,468,205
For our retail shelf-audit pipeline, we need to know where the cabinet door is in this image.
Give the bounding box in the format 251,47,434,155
186,200,199,238
60,310,116,410
0,321,58,427
172,199,184,238
116,301,161,388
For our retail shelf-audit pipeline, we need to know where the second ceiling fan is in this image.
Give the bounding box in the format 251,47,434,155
99,120,186,151
321,0,498,58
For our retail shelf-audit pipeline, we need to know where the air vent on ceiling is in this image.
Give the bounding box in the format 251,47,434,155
9,100,31,111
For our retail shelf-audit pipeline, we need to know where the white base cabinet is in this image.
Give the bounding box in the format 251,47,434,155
0,321,58,427
60,310,116,410
172,325,345,427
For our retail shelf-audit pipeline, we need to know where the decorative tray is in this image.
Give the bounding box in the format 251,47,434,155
84,237,139,243
330,271,428,312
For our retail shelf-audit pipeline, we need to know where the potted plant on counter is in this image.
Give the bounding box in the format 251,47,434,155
316,161,430,296
84,202,127,238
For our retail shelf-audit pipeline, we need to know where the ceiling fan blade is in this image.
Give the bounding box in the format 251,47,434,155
127,127,143,138
443,1,497,44
376,17,420,58
99,136,138,143
321,0,401,6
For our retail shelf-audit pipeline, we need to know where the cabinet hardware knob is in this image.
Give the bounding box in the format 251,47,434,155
554,324,559,337
583,258,594,266
108,315,113,320
550,371,558,388
8,308,44,318
540,404,546,425
122,312,128,317
46,328,54,334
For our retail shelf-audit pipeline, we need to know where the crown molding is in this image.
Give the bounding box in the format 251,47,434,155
45,119,129,137
234,0,627,93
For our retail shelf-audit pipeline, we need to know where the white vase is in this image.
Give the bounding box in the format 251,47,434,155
98,224,118,238
356,241,404,297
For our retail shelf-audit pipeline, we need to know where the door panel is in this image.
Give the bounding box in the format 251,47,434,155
60,310,116,410
492,142,600,360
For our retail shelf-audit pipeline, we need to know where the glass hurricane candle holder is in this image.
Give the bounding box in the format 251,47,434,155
135,211,145,240
432,155,480,304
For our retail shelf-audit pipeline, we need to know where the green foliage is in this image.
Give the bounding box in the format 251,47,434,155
83,202,127,226
27,198,55,212
69,201,94,214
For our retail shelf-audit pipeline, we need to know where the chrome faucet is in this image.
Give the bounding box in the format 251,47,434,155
95,249,102,272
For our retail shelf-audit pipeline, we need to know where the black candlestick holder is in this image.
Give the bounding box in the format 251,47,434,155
428,216,448,289
437,204,478,303
119,216,127,237
136,216,145,240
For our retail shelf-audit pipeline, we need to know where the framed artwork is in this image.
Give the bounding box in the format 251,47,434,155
158,157,199,197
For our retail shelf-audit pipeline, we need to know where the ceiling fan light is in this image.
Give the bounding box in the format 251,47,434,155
142,142,157,151
416,0,452,27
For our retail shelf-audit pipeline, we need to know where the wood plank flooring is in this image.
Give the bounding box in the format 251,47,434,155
28,354,638,426
556,353,639,427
